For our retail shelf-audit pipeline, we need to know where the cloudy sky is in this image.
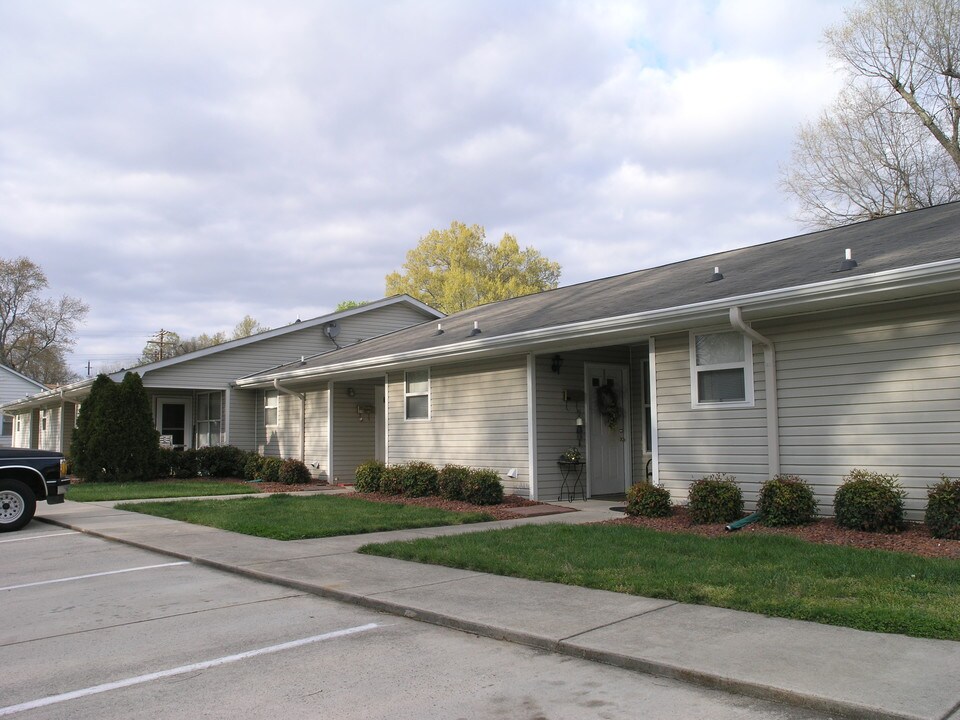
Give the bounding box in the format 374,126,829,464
0,0,850,376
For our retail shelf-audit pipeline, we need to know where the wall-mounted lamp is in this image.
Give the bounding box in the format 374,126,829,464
346,387,356,398
551,354,563,374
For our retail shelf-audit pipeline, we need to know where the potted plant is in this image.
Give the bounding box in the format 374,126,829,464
559,447,583,463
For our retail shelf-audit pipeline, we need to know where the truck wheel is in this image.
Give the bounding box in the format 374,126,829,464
0,479,36,532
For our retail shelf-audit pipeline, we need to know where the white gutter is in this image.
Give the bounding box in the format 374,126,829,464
273,379,306,462
729,306,779,477
234,257,960,389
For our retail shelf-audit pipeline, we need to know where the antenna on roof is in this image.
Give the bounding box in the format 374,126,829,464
323,321,342,349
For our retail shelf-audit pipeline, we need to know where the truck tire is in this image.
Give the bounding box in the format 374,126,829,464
0,479,36,532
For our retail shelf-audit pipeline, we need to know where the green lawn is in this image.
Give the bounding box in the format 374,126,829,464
117,494,494,540
359,523,960,640
68,480,260,502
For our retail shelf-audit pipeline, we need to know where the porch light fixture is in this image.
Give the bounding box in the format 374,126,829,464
346,387,355,398
551,354,563,374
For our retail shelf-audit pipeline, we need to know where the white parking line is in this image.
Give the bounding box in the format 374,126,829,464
0,623,380,717
0,562,190,592
0,531,79,544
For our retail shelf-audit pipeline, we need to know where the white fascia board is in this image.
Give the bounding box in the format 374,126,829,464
120,295,443,377
234,258,960,388
0,378,95,413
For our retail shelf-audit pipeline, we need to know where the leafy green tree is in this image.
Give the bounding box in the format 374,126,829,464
71,373,158,482
335,300,371,312
232,315,268,338
385,221,561,314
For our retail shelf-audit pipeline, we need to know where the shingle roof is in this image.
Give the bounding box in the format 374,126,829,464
250,203,960,378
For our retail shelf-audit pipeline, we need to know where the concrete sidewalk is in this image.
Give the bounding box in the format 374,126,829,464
36,498,960,720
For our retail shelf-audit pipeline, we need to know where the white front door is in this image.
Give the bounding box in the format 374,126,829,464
585,364,631,496
156,398,193,450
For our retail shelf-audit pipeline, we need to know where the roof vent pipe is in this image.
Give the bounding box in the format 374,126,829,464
839,248,858,271
709,266,724,282
469,321,482,337
435,323,444,336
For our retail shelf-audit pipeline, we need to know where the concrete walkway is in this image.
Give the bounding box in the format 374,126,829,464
36,496,960,720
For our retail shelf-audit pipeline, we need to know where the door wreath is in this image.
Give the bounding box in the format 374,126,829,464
596,384,621,429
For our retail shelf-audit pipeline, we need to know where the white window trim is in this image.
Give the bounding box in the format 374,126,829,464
264,390,279,427
404,368,431,422
689,330,754,409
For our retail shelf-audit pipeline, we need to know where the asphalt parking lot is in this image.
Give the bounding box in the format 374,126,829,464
1,522,831,720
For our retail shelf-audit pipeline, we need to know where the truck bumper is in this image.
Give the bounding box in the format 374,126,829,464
45,477,70,504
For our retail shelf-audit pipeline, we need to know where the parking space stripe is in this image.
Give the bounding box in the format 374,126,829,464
0,623,380,716
0,531,79,544
0,562,190,592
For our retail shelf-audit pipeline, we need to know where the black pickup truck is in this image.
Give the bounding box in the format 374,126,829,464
0,448,70,532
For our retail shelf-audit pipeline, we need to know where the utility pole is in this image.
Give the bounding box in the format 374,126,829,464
86,361,92,377
146,329,173,361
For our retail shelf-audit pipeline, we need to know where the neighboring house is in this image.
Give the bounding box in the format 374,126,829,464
234,203,960,518
1,296,442,478
0,364,47,449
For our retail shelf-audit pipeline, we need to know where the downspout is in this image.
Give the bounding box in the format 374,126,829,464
274,379,306,462
728,307,780,477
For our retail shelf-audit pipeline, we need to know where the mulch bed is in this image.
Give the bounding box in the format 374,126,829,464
605,507,960,559
342,491,545,521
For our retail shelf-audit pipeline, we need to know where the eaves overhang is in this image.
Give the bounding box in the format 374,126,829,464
0,378,94,413
233,257,960,389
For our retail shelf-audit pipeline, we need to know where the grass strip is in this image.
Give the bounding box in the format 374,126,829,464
359,523,960,640
68,480,260,502
117,493,494,540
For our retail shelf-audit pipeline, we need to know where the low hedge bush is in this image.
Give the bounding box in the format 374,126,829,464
463,469,504,505
400,461,440,497
833,469,906,533
243,454,264,481
378,465,405,495
196,446,249,478
687,473,743,524
925,475,960,540
354,460,385,493
259,456,284,484
279,458,312,485
625,483,672,518
757,474,818,527
438,465,471,501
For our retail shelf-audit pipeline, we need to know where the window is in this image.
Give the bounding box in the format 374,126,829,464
40,410,48,432
196,392,222,448
264,390,278,426
0,415,11,439
404,369,430,420
690,331,753,407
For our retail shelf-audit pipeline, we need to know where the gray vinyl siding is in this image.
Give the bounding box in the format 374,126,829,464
257,386,329,481
653,331,768,507
761,296,960,519
387,355,529,496
330,378,378,482
141,305,431,390
534,346,632,500
1,369,45,449
228,389,258,450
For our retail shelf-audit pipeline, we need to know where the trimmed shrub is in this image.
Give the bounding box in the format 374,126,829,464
925,475,960,540
400,461,440,497
378,465,405,495
463,469,504,506
196,446,249,478
687,473,743,524
625,482,672,518
243,454,265,481
438,464,471,501
833,469,906,533
279,458,312,485
757,474,818,527
354,460,385,493
171,449,199,479
260,456,283,484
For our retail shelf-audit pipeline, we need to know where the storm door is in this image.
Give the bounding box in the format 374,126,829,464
585,364,631,496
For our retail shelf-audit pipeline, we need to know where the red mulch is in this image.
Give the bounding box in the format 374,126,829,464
605,507,960,559
343,491,544,521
